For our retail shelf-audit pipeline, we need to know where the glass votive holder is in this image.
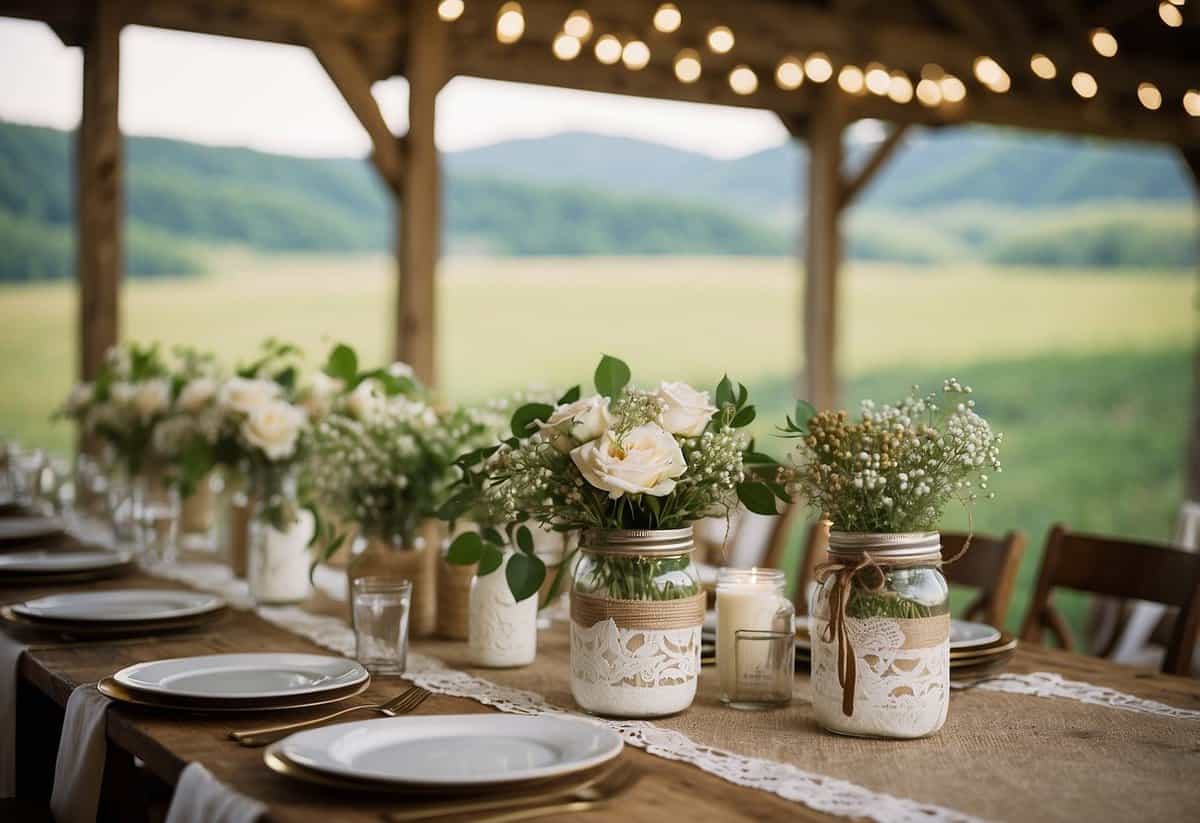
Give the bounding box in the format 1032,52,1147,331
717,567,795,710
138,484,180,565
352,576,413,676
730,629,795,709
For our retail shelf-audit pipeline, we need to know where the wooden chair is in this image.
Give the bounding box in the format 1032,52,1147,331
1020,524,1200,676
792,521,1025,625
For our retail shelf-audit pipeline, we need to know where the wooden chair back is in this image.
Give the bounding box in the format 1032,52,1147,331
1020,524,1200,675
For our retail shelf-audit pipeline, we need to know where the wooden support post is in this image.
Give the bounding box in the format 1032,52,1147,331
841,124,909,209
802,91,845,411
396,0,447,387
1182,147,1200,501
77,0,122,380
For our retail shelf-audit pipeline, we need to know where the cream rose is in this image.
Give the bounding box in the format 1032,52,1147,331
132,379,171,421
66,382,94,414
347,379,387,422
218,377,280,416
109,381,136,407
240,399,306,460
538,395,613,453
300,372,344,420
657,381,717,437
177,377,217,413
570,422,687,499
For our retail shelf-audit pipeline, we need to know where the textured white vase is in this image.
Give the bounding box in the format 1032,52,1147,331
468,550,537,667
248,509,314,605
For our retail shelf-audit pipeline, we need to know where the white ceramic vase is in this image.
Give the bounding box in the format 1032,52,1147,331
468,550,538,667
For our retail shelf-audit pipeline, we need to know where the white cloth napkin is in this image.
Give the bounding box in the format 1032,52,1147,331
165,763,265,823
0,630,25,797
50,684,111,823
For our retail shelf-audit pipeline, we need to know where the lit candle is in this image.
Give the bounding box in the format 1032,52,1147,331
716,568,793,705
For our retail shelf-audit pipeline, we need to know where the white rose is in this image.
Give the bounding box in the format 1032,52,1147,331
347,379,387,422
300,372,344,420
132,379,172,420
66,382,94,414
109,381,136,407
240,400,306,461
657,381,717,437
538,395,613,453
570,422,687,499
218,377,281,415
387,361,415,379
177,377,217,413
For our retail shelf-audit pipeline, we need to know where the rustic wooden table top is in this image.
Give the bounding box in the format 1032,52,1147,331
5,564,1200,822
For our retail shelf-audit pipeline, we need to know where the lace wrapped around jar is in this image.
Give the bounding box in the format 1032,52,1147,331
810,531,950,739
569,527,705,718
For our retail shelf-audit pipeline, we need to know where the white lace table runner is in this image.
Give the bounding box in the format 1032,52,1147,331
951,672,1200,720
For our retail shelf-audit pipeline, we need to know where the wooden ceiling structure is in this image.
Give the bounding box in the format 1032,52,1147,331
2,0,1199,490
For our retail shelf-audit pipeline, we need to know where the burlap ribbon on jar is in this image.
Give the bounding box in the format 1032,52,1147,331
570,590,707,630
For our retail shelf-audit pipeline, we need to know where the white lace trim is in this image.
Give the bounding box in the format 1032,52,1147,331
951,672,1200,720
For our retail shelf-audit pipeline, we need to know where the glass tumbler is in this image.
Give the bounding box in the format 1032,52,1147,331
352,576,413,676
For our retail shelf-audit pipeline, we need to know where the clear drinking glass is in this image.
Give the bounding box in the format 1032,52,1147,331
12,447,46,509
138,482,180,565
352,576,412,676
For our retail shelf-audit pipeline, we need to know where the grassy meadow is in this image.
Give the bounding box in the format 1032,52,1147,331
0,252,1194,636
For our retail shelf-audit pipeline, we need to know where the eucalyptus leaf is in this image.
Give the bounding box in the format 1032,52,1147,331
478,544,504,576
446,532,483,564
594,354,631,398
736,382,748,408
731,405,757,428
715,374,734,407
324,343,358,383
516,525,535,554
511,403,554,438
737,481,779,516
557,385,581,405
481,527,504,545
505,551,546,602
794,400,817,428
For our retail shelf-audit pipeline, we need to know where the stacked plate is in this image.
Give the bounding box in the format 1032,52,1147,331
2,588,228,636
100,653,371,712
265,714,624,793
0,515,65,545
0,548,134,586
794,619,1016,677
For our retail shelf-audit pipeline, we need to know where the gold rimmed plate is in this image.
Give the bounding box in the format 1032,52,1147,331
1,605,230,637
950,632,1017,662
97,675,371,712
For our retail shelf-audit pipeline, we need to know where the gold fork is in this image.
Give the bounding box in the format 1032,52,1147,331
384,762,641,823
231,685,430,747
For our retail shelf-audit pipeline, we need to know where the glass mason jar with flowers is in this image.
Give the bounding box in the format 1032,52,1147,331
784,379,1003,739
445,355,789,717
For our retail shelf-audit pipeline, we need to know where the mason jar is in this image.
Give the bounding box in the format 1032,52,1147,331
810,531,949,739
569,527,704,718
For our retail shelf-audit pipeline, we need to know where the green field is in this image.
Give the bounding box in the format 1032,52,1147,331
0,253,1193,637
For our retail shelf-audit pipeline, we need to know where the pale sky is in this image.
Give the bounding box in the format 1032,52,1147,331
0,17,805,159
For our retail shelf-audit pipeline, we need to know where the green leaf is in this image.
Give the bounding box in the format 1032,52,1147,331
731,405,757,428
736,382,748,408
481,527,504,546
454,445,500,469
594,354,631,398
324,343,358,383
737,481,779,516
511,403,554,438
359,368,415,396
505,551,546,602
765,479,794,504
794,400,817,428
274,366,297,392
478,544,504,576
446,532,484,565
436,491,475,522
539,548,576,608
742,451,777,465
557,385,581,405
715,374,734,407
516,525,535,554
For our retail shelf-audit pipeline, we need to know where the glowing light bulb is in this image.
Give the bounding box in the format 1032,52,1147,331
775,57,804,90
1030,53,1057,79
916,78,942,107
653,4,682,33
1137,82,1162,110
674,49,701,83
707,26,734,54
594,34,622,65
940,75,966,103
622,40,651,70
804,53,833,83
838,65,865,95
437,0,464,22
564,10,592,40
921,64,944,81
496,2,524,44
1184,90,1200,116
1159,1,1184,26
973,56,1002,86
553,33,581,61
887,71,913,104
865,63,890,95
729,65,758,95
1090,28,1118,57
1071,71,1098,98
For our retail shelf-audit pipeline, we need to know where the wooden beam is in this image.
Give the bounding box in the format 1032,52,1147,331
396,0,447,386
308,34,403,195
1182,147,1200,502
840,124,910,208
803,87,845,411
77,0,122,381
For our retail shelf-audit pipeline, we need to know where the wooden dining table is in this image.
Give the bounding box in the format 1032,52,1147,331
4,553,1200,823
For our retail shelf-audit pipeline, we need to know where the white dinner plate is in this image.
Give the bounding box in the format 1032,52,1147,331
276,714,623,787
12,589,226,623
0,549,132,573
0,516,64,543
114,653,368,700
950,619,1002,649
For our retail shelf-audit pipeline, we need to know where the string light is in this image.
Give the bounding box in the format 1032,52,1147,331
564,10,592,40
1030,54,1057,79
674,49,701,83
974,57,1010,92
496,2,524,44
887,71,913,104
1090,28,1118,57
622,40,651,70
1159,2,1184,26
921,64,944,81
553,32,581,61
594,34,622,64
707,26,734,54
653,3,682,33
1071,71,1098,98
729,65,758,95
837,65,865,95
437,0,464,22
916,78,942,107
940,74,966,103
865,62,890,95
775,57,804,90
1137,82,1162,110
1185,90,1200,116
804,53,833,83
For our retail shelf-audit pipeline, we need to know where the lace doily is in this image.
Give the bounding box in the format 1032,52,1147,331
951,672,1200,720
